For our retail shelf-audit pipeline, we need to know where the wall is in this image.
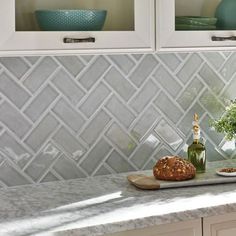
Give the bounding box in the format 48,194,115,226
0,52,235,188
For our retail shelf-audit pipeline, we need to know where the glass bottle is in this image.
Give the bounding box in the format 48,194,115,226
188,113,206,173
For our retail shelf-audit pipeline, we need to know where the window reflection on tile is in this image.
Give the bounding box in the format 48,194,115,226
155,119,183,151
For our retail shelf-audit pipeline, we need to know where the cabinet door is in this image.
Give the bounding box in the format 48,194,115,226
203,212,236,236
0,0,154,55
104,219,202,236
157,0,236,51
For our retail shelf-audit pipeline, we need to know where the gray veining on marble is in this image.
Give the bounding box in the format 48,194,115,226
1,161,236,236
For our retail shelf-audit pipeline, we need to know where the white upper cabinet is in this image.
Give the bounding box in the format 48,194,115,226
157,0,236,51
0,0,155,55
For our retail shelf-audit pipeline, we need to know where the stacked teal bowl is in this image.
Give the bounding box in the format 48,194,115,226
35,9,107,31
175,16,217,30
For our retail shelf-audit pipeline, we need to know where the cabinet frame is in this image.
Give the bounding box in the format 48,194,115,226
156,0,236,51
203,212,236,236
0,0,155,55
103,219,202,236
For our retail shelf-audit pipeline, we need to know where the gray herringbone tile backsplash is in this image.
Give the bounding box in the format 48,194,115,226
0,52,235,187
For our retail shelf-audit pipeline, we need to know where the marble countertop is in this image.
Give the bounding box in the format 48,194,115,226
1,161,236,236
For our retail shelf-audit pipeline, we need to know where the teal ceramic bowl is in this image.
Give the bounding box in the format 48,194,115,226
35,10,107,31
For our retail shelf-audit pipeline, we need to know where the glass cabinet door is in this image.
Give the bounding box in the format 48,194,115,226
15,0,135,32
0,0,154,54
157,0,236,51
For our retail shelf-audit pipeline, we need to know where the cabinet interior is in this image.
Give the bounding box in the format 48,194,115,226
15,0,134,31
175,0,221,17
175,0,229,31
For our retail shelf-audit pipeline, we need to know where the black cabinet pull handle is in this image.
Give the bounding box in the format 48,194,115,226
211,36,236,41
63,37,96,43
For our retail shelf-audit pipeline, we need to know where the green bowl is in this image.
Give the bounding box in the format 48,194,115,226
35,9,107,31
176,16,217,26
175,24,217,30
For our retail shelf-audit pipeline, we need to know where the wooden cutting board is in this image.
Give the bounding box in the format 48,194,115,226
127,174,160,190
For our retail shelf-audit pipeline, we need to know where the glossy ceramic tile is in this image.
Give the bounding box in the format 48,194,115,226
0,52,235,187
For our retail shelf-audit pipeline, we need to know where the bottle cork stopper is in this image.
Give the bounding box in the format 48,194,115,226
193,113,200,139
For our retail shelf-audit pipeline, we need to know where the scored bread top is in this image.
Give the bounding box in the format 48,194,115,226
153,156,196,181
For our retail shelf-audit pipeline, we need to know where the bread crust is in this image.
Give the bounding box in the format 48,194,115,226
153,156,196,181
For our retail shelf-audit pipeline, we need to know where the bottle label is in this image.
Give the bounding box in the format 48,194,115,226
193,130,200,140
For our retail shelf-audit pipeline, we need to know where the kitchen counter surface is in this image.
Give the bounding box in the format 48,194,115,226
1,161,236,236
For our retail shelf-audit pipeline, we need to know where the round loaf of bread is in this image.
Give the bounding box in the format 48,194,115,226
153,156,196,181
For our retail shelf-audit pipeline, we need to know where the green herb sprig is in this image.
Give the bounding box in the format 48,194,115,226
210,100,236,140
